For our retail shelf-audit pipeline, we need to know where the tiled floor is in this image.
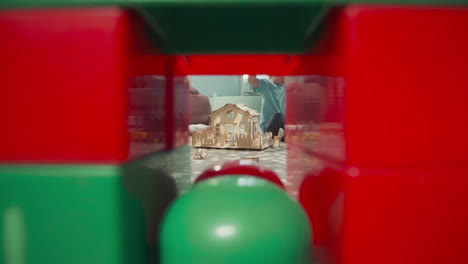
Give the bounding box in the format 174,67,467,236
190,144,287,183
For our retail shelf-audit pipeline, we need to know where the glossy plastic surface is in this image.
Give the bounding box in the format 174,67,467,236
181,55,291,75
143,4,327,54
128,74,189,155
341,6,468,168
0,8,187,163
0,3,329,54
160,176,311,264
299,169,345,247
1,0,465,8
1,4,468,264
0,8,126,163
0,146,191,264
285,75,345,161
173,76,190,148
342,168,468,264
128,75,167,157
289,5,468,264
2,1,465,54
196,160,284,188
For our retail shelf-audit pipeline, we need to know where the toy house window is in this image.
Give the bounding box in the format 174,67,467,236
216,124,220,136
240,124,245,135
252,122,257,133
226,110,235,119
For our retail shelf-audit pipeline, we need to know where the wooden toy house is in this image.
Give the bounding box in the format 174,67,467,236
192,103,273,149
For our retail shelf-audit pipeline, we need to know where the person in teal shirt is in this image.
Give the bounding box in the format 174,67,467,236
247,75,285,139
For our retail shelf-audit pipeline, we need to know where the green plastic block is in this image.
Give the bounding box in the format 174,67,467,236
138,4,329,54
0,165,145,264
129,146,193,194
0,146,191,264
0,0,466,9
161,175,312,264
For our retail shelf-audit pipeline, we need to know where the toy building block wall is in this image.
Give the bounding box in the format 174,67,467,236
288,5,468,264
2,2,468,264
0,7,190,264
0,147,191,264
0,8,191,163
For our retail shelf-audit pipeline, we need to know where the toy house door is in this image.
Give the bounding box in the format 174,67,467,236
225,124,236,145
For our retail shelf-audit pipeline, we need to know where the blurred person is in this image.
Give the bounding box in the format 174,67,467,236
247,75,285,140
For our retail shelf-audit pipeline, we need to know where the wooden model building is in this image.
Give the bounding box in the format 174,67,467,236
192,103,273,150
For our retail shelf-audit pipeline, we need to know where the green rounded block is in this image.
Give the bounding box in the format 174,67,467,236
160,175,312,264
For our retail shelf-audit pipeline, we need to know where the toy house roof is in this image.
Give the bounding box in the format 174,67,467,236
209,103,260,118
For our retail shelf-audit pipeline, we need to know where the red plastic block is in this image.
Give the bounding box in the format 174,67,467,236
290,5,468,264
196,160,284,189
285,75,345,163
173,77,190,149
288,6,468,167
342,167,468,264
342,6,468,167
298,163,468,264
0,8,185,163
127,74,167,158
299,168,345,247
183,55,291,75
